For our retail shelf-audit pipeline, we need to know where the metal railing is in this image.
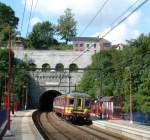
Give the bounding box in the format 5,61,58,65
0,109,7,128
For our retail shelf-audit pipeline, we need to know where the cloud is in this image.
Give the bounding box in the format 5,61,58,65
23,0,136,24
24,0,102,15
107,12,141,44
30,17,41,27
22,0,142,44
98,23,140,45
126,11,141,26
99,24,127,44
92,5,141,44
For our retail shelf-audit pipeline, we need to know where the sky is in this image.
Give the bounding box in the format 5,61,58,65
1,0,150,44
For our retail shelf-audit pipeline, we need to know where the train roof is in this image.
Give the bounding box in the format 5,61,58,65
68,92,91,97
55,92,91,99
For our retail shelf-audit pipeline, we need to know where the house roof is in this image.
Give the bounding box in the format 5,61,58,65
72,37,99,42
72,37,111,44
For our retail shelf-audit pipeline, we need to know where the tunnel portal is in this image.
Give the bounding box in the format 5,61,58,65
39,90,61,111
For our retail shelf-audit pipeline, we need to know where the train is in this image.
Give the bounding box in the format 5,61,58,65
53,92,91,121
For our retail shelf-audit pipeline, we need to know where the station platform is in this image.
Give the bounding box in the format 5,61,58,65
2,110,44,140
92,118,150,140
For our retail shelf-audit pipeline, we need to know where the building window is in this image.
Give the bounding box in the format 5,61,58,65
80,44,83,47
104,43,110,48
69,99,74,105
75,44,78,47
94,44,96,48
86,44,89,48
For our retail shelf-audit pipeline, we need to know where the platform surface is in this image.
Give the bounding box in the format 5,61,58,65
92,117,150,140
2,110,44,140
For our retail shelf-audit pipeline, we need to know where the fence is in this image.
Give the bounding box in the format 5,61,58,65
133,112,150,124
0,109,6,128
122,112,150,124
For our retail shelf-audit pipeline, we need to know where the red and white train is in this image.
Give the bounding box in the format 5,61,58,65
53,92,91,121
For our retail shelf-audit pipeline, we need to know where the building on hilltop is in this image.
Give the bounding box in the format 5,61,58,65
72,37,112,52
112,44,125,50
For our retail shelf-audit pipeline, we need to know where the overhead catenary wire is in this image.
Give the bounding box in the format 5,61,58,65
79,0,110,36
101,0,149,38
33,0,38,12
26,0,34,37
57,0,110,86
57,0,149,90
109,0,140,28
70,0,110,63
30,0,39,20
20,0,27,36
71,0,149,64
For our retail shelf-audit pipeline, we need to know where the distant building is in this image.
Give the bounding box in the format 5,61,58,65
72,37,112,52
102,96,123,119
112,44,125,50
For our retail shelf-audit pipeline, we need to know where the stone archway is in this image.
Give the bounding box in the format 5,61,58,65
69,63,78,72
42,63,50,71
55,63,64,71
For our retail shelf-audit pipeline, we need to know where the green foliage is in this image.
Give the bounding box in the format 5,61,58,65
0,3,76,50
13,63,30,98
0,48,15,72
0,2,18,29
79,34,150,115
0,48,30,109
57,8,77,44
26,21,58,49
51,44,73,50
0,2,19,47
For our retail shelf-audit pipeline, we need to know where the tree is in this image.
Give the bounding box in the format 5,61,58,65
0,48,15,109
0,48,30,109
0,48,15,72
13,63,30,109
0,2,19,46
78,33,150,115
26,21,58,49
57,8,77,44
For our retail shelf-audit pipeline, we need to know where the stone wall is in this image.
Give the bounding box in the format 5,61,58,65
13,49,94,107
13,49,95,68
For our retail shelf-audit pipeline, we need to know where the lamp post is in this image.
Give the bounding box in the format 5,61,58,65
98,52,103,99
7,32,11,130
0,73,2,109
126,67,133,124
68,71,71,93
23,85,28,110
5,32,13,136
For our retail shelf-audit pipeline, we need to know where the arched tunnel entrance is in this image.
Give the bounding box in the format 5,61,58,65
39,90,61,111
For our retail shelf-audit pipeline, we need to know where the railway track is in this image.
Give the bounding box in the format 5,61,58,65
33,111,133,140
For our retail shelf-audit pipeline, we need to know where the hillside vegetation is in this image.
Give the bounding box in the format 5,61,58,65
78,34,150,115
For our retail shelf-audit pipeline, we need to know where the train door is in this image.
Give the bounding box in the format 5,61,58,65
76,97,83,110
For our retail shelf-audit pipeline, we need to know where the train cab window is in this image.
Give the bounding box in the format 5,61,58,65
85,99,90,107
77,98,81,106
69,99,74,105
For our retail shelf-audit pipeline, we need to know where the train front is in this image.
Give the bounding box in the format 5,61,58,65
65,92,91,121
